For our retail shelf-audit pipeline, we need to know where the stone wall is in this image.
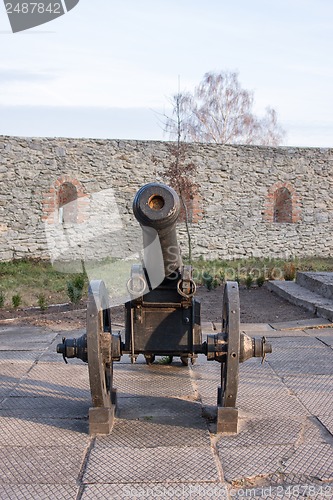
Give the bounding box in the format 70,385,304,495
0,135,332,264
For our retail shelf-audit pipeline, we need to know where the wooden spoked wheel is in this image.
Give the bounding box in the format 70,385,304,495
220,281,240,408
87,280,113,409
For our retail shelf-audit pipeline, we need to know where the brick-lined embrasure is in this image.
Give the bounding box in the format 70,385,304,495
263,181,302,224
42,175,89,225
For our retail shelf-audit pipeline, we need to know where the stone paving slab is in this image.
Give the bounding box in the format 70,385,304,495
270,335,327,347
9,363,90,398
81,482,229,499
252,329,310,338
193,355,311,418
269,318,332,330
0,350,42,362
317,415,333,436
113,364,196,399
0,324,332,498
267,336,333,376
203,321,275,335
236,388,309,418
241,323,275,332
0,396,91,419
116,395,202,420
217,442,294,482
0,362,36,403
0,416,89,446
83,446,219,484
0,361,36,380
0,484,79,500
304,327,333,336
0,446,86,485
0,385,17,403
315,336,333,348
0,326,56,350
304,328,333,349
94,417,211,449
218,417,304,447
284,443,333,480
230,483,333,499
282,375,333,416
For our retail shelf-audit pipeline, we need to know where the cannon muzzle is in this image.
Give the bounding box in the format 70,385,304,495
133,183,182,278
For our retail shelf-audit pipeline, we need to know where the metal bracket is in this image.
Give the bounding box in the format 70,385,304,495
127,264,147,298
177,265,196,299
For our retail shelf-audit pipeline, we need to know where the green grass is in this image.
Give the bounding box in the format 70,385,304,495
0,256,333,309
0,259,87,308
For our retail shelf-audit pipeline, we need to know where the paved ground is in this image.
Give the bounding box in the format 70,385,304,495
0,320,332,499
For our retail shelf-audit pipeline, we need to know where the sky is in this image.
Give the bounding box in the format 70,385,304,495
0,0,332,147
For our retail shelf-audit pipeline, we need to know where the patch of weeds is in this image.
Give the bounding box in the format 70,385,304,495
66,274,85,304
245,273,254,289
283,262,296,281
256,275,265,288
0,290,5,308
204,272,219,291
12,294,22,308
219,270,225,284
37,293,48,311
267,267,276,280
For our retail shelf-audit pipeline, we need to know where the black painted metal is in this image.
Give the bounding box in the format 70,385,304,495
133,183,182,277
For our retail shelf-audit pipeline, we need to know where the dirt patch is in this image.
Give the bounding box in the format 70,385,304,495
0,283,315,330
198,284,315,324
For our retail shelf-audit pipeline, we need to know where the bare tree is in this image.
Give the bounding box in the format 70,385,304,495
169,71,285,146
154,92,198,263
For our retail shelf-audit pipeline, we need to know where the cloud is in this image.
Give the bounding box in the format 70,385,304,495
0,68,55,83
0,105,166,140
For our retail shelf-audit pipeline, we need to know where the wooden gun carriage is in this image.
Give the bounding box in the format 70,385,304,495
57,183,271,434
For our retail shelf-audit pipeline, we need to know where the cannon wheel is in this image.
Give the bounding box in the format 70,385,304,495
87,280,115,434
217,281,240,433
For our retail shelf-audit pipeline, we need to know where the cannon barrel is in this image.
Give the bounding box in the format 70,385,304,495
133,183,182,277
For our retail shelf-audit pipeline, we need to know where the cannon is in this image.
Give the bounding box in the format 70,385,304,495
57,182,272,434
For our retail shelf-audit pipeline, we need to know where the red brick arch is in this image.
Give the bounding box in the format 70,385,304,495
263,182,301,223
42,175,89,224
